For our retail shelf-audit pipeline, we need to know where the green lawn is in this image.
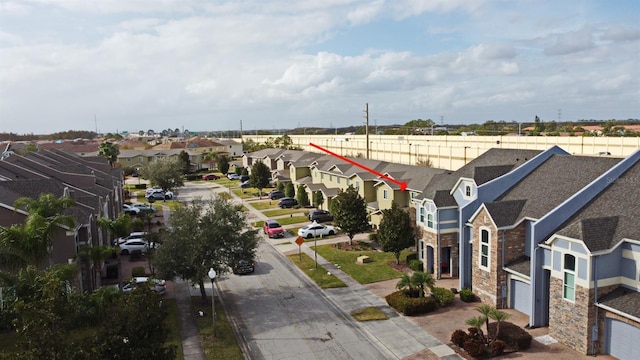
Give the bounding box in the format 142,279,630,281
192,296,244,360
287,253,347,288
262,208,308,217
314,244,411,284
247,199,279,210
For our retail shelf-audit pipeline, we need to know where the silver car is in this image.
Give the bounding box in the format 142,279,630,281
121,277,166,295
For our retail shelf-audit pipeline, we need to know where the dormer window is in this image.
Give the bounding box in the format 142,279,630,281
465,185,471,197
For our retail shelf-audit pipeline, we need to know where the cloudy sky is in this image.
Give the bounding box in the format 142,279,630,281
0,0,638,135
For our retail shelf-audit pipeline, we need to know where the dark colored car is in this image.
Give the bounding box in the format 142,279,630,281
202,174,220,180
308,209,333,223
269,190,285,200
278,197,298,208
233,259,255,275
240,175,249,182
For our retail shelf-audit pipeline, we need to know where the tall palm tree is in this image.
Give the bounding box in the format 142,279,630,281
465,315,487,345
0,194,75,270
77,245,115,290
476,304,494,343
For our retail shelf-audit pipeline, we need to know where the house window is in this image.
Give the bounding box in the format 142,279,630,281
347,179,350,186
427,213,434,228
383,189,388,199
337,177,341,184
330,175,333,182
419,207,425,223
355,181,360,189
563,254,576,301
480,228,490,269
321,173,324,180
465,185,471,197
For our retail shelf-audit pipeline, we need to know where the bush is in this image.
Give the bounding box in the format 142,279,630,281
131,266,146,277
385,290,437,316
134,184,147,189
405,252,418,263
488,321,532,350
431,287,455,306
408,259,424,272
463,337,486,358
184,173,201,181
451,329,468,347
459,288,477,302
368,232,378,241
489,339,506,356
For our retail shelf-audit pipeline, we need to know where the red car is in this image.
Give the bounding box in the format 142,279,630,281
202,174,220,180
263,219,285,238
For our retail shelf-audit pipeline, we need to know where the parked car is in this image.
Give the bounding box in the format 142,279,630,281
164,191,174,199
131,203,156,212
240,175,249,182
298,222,336,239
114,231,147,246
119,239,150,255
146,192,165,201
308,209,333,223
278,197,298,208
239,180,251,188
263,219,285,238
202,174,220,180
269,190,285,200
227,173,241,180
121,277,166,295
123,204,140,215
145,186,163,195
232,259,255,275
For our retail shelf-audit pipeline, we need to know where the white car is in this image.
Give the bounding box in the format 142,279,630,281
123,204,140,215
113,231,147,246
145,186,163,195
131,203,156,212
164,190,174,199
121,277,166,295
297,222,337,239
119,239,149,255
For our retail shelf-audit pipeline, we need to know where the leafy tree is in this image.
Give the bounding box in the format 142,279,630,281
178,150,191,174
0,194,75,270
330,186,369,245
98,141,120,166
218,154,230,174
203,152,218,170
313,191,324,209
284,182,295,198
377,202,416,264
296,185,309,206
277,182,285,191
153,197,259,303
140,157,184,193
89,284,176,360
533,115,543,133
249,161,271,198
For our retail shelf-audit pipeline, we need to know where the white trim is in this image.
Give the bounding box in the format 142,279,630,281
597,304,640,324
562,253,577,302
439,219,457,225
479,226,491,271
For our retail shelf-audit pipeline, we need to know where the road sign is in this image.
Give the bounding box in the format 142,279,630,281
295,236,304,246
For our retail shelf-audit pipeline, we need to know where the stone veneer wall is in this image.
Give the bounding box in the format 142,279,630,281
471,208,501,305
549,281,619,354
420,231,460,279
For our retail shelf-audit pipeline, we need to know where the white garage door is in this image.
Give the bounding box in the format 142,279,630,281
606,318,640,360
510,279,531,315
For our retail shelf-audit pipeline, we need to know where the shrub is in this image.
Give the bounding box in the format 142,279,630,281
405,252,418,263
459,288,477,302
408,259,424,272
451,329,468,347
489,339,506,356
131,266,146,277
385,290,437,316
368,232,378,241
431,287,455,307
184,173,201,181
134,184,147,189
463,337,486,358
489,321,532,350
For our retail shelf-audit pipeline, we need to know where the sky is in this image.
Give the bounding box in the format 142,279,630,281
0,0,639,135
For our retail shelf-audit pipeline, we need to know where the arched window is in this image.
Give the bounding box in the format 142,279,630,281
466,185,472,197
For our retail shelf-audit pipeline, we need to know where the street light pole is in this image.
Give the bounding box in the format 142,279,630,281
207,268,217,338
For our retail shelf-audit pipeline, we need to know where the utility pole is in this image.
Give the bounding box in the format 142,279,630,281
364,103,370,159
239,120,243,141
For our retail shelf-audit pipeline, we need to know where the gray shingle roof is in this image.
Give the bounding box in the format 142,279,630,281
505,256,531,277
491,155,622,225
598,286,640,319
555,160,640,252
485,200,527,228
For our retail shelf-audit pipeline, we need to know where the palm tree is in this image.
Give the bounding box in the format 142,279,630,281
489,308,510,341
465,316,487,345
411,271,436,298
476,304,494,343
77,245,115,290
396,273,414,292
0,194,75,270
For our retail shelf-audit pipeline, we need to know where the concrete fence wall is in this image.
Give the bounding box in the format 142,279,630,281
238,134,640,170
